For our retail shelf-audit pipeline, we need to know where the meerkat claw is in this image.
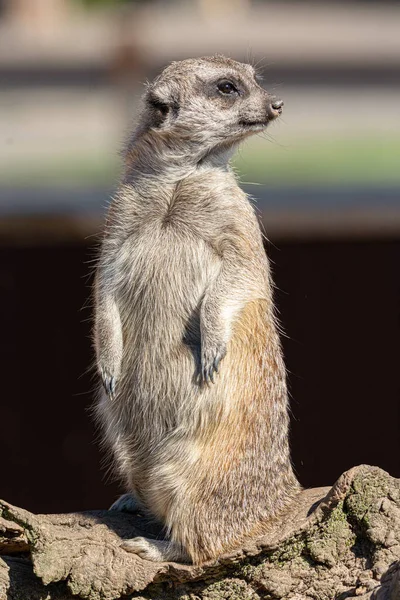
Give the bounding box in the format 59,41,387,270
202,361,214,385
203,367,211,385
101,368,116,399
201,345,226,385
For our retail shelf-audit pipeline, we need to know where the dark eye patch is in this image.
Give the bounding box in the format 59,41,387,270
215,75,247,97
198,74,248,101
148,94,169,116
217,80,238,95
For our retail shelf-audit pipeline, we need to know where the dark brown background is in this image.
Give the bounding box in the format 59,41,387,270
0,235,398,513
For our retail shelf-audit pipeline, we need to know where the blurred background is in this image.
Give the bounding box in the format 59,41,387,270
0,0,399,513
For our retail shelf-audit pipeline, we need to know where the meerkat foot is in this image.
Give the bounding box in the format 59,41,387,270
109,493,144,514
121,537,189,563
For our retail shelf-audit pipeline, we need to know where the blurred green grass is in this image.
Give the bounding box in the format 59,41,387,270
234,134,400,187
1,134,399,188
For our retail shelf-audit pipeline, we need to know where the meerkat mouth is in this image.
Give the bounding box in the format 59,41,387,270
239,103,283,129
239,120,269,128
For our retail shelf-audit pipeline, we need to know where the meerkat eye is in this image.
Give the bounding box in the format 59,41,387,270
217,80,238,95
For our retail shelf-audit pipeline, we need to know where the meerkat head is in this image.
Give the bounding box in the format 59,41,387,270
141,55,283,160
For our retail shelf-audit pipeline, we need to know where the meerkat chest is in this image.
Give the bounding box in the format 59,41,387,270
163,172,252,240
110,172,258,313
115,224,219,322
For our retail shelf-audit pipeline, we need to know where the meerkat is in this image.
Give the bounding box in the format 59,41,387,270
94,55,300,565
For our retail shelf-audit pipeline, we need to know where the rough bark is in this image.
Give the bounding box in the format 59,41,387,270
0,465,399,600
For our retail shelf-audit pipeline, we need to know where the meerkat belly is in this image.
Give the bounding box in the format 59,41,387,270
141,299,275,521
111,227,219,461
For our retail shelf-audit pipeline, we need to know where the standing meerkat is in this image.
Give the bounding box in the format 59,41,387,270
94,55,300,565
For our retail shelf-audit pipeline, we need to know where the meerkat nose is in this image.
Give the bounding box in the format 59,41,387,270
271,99,284,110
267,98,284,119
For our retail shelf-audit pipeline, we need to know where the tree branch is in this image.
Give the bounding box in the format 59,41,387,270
1,465,399,599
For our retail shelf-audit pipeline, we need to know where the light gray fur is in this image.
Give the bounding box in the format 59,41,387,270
109,493,144,514
94,55,300,564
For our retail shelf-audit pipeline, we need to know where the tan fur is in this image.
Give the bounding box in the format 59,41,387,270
94,55,300,564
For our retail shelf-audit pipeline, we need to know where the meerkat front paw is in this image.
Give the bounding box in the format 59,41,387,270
121,538,188,563
201,342,227,384
99,365,118,399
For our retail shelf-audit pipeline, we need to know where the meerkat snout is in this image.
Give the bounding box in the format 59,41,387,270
271,98,284,111
267,97,284,120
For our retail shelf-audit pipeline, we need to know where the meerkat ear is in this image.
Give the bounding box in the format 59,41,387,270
146,79,180,127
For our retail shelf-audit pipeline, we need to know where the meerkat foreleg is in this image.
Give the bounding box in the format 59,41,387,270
94,270,123,399
200,248,252,384
200,293,228,384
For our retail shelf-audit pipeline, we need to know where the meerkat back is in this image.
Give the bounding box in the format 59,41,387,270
94,55,300,565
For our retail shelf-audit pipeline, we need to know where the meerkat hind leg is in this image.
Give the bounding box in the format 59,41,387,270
109,493,144,514
121,537,189,563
